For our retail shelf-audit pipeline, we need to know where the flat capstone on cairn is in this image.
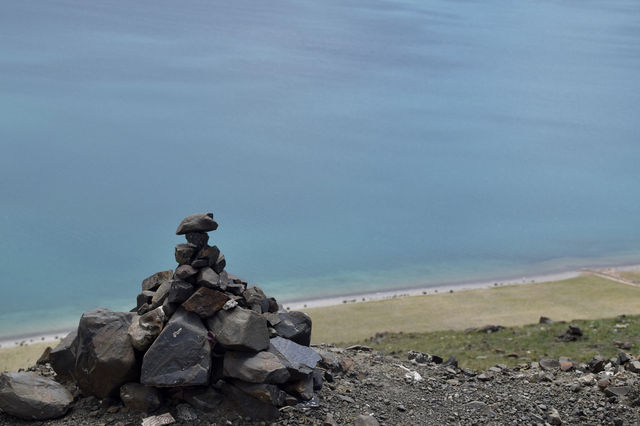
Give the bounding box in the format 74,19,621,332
0,212,321,421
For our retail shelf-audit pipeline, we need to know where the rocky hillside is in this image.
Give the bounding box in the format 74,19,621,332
3,343,640,425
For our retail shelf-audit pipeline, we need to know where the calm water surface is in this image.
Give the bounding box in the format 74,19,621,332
1,0,639,338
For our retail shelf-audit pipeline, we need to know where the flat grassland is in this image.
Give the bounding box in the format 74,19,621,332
306,274,640,344
0,342,50,373
2,274,639,372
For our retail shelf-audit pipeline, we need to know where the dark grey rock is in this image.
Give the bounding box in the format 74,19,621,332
175,264,198,281
270,336,321,371
150,279,171,308
226,281,246,295
185,232,209,248
627,360,640,373
119,383,162,413
231,380,287,406
588,355,606,373
176,212,218,235
175,243,198,265
182,387,223,411
539,316,554,324
167,280,194,304
618,352,632,365
221,381,279,420
191,258,209,269
128,307,166,352
136,290,155,309
74,308,138,398
49,330,78,382
243,286,269,313
285,374,314,400
197,267,221,289
182,287,229,318
273,311,312,346
141,308,211,387
312,368,324,390
196,245,220,266
0,372,73,420
223,351,290,384
213,252,226,274
141,270,173,291
206,307,269,352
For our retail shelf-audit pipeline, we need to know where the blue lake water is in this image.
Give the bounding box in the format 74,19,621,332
1,0,639,339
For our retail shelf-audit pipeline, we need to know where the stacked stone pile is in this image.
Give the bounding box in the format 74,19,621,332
4,213,322,421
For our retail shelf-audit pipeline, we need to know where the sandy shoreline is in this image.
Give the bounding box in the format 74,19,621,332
2,262,639,350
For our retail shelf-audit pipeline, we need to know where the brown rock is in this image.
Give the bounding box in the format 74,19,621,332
182,287,229,318
175,264,198,281
0,372,74,420
119,383,162,412
141,270,173,291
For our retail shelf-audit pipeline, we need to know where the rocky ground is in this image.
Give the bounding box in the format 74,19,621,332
3,344,640,426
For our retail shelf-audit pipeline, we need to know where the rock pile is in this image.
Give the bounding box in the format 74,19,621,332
6,213,321,421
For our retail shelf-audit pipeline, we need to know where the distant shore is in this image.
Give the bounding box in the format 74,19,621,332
2,262,639,350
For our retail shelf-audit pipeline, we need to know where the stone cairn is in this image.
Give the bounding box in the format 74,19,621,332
7,213,321,421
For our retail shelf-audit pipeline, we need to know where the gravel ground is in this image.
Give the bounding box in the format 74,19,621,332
2,345,640,425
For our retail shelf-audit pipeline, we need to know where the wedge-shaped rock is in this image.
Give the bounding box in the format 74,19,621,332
197,267,221,289
74,308,138,398
141,270,173,291
128,307,166,352
230,380,288,406
206,307,269,352
120,382,162,412
49,330,78,382
176,212,218,234
270,336,321,370
182,287,228,318
223,351,290,384
0,372,73,420
175,264,198,281
141,308,211,387
273,311,312,346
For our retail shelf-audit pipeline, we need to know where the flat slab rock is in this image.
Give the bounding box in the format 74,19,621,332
176,212,218,234
141,308,211,387
0,372,73,420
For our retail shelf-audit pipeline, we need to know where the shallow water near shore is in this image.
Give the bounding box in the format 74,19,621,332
1,0,639,339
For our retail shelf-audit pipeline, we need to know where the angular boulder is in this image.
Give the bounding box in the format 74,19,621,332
128,307,166,352
243,286,269,313
206,307,269,352
119,382,162,412
182,287,229,318
175,243,198,265
197,267,221,289
49,330,78,382
141,308,211,387
141,270,173,291
0,372,73,420
223,351,290,384
175,264,198,281
176,212,218,235
74,308,138,398
270,336,321,371
273,311,312,346
167,279,194,304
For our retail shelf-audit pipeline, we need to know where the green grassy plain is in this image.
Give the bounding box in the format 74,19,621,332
306,275,640,344
363,315,638,369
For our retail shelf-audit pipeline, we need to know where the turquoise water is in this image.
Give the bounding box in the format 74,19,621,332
1,0,639,339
